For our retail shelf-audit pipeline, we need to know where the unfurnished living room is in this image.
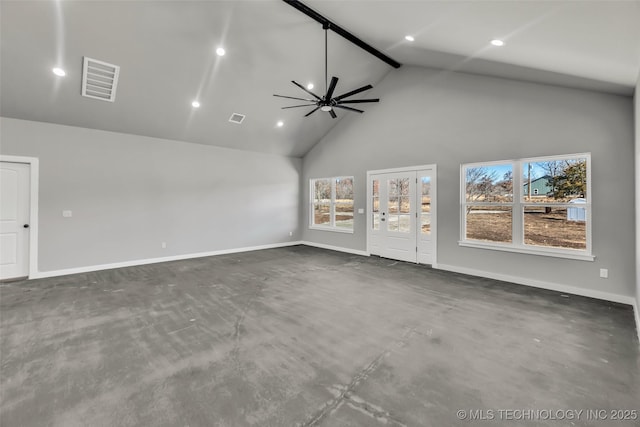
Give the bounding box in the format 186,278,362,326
1,1,639,426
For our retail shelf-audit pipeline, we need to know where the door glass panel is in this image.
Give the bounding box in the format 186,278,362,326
373,213,380,230
421,213,431,233
399,196,410,213
388,196,399,214
399,178,410,196
388,179,398,196
398,215,410,233
388,178,401,215
388,215,399,231
421,176,431,234
395,178,410,231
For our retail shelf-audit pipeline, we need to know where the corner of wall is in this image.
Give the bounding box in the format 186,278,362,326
634,72,640,343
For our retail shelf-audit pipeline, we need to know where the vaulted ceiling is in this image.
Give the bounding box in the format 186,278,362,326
1,1,639,157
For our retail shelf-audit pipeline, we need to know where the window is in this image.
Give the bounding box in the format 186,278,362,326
461,154,592,260
310,177,354,232
420,176,431,234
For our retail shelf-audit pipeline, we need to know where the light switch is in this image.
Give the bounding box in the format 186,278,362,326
62,210,72,218
358,208,364,214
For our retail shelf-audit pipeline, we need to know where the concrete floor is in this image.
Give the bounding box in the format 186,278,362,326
1,246,638,427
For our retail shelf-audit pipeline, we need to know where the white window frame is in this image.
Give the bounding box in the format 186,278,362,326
460,153,594,261
309,176,354,233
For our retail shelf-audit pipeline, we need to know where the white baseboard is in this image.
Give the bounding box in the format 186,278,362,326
436,263,636,306
31,241,303,279
300,241,369,257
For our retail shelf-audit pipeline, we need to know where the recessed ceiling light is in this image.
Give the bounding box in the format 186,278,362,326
52,67,66,76
216,47,226,56
404,35,415,42
191,100,200,108
276,121,284,127
490,39,505,47
307,83,314,90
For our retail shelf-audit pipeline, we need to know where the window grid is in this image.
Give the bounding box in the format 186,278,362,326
461,153,592,260
310,176,354,233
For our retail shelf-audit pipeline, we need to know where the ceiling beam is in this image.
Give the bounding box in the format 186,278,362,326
283,0,402,69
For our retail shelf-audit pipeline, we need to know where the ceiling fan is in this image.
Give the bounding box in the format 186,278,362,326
273,24,379,119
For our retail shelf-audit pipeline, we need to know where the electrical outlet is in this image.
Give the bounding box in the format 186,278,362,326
599,268,608,279
62,210,72,217
289,231,293,237
161,242,167,249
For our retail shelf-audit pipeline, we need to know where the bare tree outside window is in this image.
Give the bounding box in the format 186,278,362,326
462,155,590,256
310,177,354,231
335,178,354,228
312,179,331,226
464,164,513,243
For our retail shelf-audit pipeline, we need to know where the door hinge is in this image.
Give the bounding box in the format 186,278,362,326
416,247,418,252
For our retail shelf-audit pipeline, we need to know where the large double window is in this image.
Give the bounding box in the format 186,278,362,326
461,153,592,260
310,177,354,232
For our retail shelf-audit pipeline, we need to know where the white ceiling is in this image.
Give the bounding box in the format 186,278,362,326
2,0,639,157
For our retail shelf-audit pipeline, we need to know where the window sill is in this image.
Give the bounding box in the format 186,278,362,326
458,240,595,261
309,226,354,234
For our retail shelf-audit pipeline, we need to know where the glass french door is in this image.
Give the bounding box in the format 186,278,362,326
369,167,436,264
370,171,417,262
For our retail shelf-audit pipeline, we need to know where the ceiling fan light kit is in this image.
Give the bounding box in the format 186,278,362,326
274,4,384,119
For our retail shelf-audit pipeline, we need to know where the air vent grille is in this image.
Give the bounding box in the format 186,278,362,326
229,113,245,124
81,57,120,102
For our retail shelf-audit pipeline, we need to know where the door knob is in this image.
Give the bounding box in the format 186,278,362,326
23,224,29,228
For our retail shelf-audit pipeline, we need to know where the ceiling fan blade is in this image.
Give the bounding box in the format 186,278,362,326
282,104,318,109
292,80,322,100
325,76,339,100
274,94,316,102
304,106,321,117
337,99,379,104
333,84,373,102
329,109,337,119
334,105,364,113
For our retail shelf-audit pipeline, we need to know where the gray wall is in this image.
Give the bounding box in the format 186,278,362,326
0,117,301,273
303,66,636,298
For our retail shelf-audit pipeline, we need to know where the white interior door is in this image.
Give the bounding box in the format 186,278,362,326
417,169,436,264
370,172,417,262
0,162,31,280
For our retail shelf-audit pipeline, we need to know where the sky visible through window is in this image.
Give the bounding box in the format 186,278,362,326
479,163,549,183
